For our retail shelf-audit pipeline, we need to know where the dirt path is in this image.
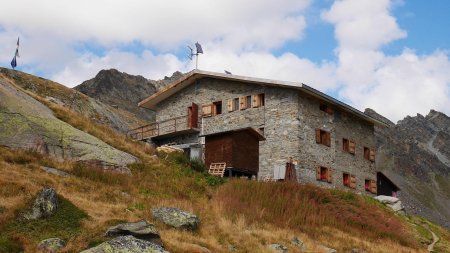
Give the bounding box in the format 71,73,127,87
426,226,439,252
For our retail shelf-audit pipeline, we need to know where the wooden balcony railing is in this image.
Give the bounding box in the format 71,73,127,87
127,115,197,141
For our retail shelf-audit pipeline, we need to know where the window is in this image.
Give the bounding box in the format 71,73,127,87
315,129,331,147
320,103,333,115
253,93,265,108
343,138,355,154
343,173,356,189
246,95,252,108
365,179,377,193
316,166,332,183
213,101,222,116
364,147,375,162
202,104,213,117
234,98,239,111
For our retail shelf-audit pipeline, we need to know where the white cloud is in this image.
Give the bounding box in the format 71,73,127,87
0,0,310,51
322,0,450,121
1,0,449,122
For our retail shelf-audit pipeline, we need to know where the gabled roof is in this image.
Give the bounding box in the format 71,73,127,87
139,69,389,127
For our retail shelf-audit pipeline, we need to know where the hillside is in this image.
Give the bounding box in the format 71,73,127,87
74,69,183,122
366,109,450,229
1,70,448,253
0,68,145,133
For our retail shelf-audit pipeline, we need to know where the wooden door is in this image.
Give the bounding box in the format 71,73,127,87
188,103,198,128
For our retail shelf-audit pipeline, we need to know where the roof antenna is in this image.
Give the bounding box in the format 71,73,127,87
188,42,203,69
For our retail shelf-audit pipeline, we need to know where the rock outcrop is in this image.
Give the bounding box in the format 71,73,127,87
151,207,200,230
268,243,288,253
80,235,169,253
365,108,450,228
37,238,65,253
105,220,162,245
74,69,184,123
23,188,58,220
0,68,143,133
0,76,138,168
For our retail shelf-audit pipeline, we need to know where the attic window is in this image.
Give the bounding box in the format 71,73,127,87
320,103,333,115
365,179,377,194
315,129,331,147
316,166,332,183
343,138,355,154
253,93,265,108
364,147,375,162
213,101,222,116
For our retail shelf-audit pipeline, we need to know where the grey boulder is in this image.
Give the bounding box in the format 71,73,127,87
80,235,169,253
151,207,200,230
374,195,405,213
269,243,288,253
23,187,58,220
37,238,65,253
105,220,162,245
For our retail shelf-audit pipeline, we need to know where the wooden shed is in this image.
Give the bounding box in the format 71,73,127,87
203,128,265,177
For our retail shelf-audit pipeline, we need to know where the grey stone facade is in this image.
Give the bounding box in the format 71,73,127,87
151,77,377,194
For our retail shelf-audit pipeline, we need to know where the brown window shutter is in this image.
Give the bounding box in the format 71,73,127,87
316,166,321,180
239,96,246,110
371,180,377,194
202,104,212,117
227,99,233,112
252,95,260,108
350,175,356,189
326,132,331,147
369,149,376,162
327,168,332,183
349,141,355,154
315,129,321,144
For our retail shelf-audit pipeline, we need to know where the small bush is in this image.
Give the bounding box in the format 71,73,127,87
190,159,206,173
205,174,226,186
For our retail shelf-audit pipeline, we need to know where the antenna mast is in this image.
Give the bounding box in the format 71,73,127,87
188,42,204,69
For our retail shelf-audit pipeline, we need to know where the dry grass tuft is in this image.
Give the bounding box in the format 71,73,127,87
215,180,417,247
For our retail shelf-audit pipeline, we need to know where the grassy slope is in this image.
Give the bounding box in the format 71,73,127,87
0,72,448,253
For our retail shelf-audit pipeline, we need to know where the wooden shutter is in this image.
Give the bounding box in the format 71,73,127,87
326,132,331,147
327,168,332,183
252,95,261,108
349,141,356,154
316,166,321,180
239,96,246,110
370,180,377,194
227,99,233,112
202,104,212,117
350,175,356,189
315,129,321,144
369,149,376,162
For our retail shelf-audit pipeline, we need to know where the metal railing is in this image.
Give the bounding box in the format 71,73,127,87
127,115,196,141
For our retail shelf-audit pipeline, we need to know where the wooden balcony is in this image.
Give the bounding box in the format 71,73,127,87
127,115,199,141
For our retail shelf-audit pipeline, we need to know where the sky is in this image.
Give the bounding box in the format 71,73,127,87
0,0,449,122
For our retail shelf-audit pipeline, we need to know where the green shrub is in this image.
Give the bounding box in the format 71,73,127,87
205,174,226,186
190,159,206,173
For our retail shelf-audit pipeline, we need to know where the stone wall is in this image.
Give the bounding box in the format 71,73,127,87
294,92,377,194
